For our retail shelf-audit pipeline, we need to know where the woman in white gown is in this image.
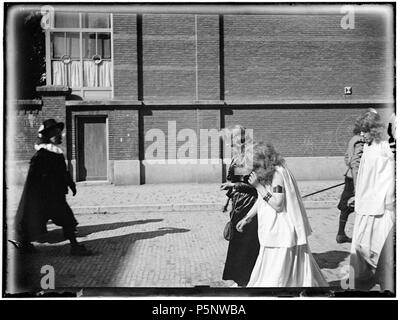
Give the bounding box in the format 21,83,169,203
349,111,395,292
236,142,328,287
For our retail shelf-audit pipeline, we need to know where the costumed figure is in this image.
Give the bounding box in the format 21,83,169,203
221,125,260,287
10,119,93,256
236,142,328,287
349,111,395,292
336,115,365,243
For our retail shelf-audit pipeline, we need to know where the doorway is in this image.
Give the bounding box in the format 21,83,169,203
76,116,108,181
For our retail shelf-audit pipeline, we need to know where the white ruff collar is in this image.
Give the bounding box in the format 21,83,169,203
34,143,64,154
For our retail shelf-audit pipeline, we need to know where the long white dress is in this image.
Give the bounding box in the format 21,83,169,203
349,141,395,292
247,166,329,287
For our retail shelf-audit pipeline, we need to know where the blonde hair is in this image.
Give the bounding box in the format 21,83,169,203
359,110,386,143
253,142,285,185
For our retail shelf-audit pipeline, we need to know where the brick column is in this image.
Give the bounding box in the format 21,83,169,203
110,107,141,185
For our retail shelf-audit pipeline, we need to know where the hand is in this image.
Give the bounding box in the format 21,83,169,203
70,183,77,196
347,196,355,207
220,182,234,190
236,217,251,232
248,171,260,188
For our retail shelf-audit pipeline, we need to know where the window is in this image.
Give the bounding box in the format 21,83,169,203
54,12,80,28
82,13,110,28
48,12,112,90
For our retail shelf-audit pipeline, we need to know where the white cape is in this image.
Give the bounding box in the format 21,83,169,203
247,165,328,287
279,165,313,245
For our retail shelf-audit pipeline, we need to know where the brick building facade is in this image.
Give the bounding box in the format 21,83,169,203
7,4,395,185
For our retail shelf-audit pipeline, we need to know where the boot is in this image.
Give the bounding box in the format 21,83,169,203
336,234,352,244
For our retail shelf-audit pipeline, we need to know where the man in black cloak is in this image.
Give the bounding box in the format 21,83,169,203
10,119,92,256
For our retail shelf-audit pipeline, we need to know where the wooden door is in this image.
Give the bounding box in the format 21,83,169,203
77,117,107,181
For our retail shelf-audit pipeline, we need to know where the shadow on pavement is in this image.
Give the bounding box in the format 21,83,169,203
10,223,190,292
313,250,350,269
37,219,164,244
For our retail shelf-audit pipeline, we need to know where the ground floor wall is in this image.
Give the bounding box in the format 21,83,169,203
8,100,394,185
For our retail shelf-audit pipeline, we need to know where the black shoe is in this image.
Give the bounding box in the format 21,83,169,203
8,240,38,253
336,235,352,244
70,244,93,256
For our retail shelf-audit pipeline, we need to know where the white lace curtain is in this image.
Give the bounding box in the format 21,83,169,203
52,60,112,87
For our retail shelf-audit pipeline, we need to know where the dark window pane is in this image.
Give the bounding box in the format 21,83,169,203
51,32,65,58
97,33,111,59
82,33,96,58
54,12,80,28
82,13,110,28
66,33,80,59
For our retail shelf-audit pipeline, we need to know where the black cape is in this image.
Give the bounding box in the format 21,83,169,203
15,148,78,241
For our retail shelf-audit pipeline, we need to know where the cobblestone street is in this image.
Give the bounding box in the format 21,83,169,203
5,181,354,294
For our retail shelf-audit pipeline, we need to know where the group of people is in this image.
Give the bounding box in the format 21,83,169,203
222,110,395,291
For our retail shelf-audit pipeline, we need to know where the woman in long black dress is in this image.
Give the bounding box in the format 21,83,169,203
221,126,260,287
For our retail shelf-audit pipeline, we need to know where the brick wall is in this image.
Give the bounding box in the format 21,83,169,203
142,107,221,161
224,105,392,157
11,92,68,161
196,15,220,100
142,14,221,101
112,11,393,103
12,108,44,160
111,109,139,160
113,13,138,100
143,14,197,100
143,108,197,159
224,13,393,102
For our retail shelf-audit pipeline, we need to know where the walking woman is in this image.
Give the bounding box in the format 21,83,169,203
236,142,328,287
10,119,92,256
221,126,260,287
349,111,395,292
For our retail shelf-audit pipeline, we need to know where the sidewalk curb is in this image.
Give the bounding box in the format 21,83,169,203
71,201,338,215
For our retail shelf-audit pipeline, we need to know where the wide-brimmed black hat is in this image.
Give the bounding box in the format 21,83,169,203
38,119,64,137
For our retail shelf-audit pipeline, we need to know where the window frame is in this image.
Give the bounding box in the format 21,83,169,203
46,11,113,98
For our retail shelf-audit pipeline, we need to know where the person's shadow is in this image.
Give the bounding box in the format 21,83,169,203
313,250,351,288
37,219,164,244
13,221,190,291
313,250,350,269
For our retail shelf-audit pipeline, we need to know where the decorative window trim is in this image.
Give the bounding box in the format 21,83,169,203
92,54,103,65
61,54,71,64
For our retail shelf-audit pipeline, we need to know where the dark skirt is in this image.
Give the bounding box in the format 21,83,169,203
222,190,260,285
